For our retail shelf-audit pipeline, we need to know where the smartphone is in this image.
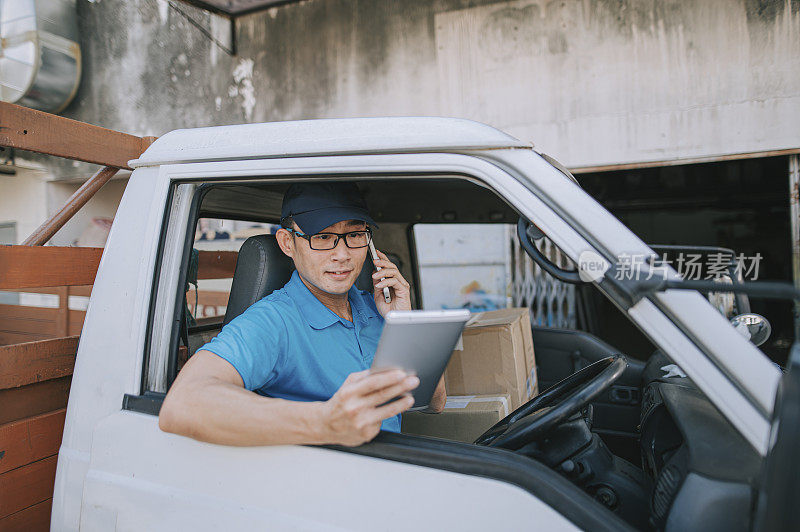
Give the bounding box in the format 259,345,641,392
368,241,392,304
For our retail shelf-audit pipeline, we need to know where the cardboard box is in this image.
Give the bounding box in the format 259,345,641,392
443,308,537,410
401,394,511,443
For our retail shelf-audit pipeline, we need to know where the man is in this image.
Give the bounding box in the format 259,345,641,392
159,182,446,447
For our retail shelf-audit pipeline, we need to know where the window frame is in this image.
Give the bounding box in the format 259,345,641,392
124,150,772,457
122,170,630,531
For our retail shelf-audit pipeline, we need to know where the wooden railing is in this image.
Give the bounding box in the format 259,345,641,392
0,245,99,529
0,101,161,531
0,243,239,529
0,101,259,529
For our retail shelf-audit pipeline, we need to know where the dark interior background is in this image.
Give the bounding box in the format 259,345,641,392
577,156,794,365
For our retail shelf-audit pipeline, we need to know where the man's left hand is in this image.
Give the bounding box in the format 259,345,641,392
371,249,412,316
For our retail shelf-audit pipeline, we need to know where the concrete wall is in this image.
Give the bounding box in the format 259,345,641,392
8,0,800,243
53,0,800,170
0,167,48,243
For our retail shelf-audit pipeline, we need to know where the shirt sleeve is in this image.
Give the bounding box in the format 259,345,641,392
199,301,288,391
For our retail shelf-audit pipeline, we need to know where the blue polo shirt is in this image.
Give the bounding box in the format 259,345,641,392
201,270,399,432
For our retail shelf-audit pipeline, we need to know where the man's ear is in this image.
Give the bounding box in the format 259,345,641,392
275,228,294,258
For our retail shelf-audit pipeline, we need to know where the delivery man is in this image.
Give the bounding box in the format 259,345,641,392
159,182,445,446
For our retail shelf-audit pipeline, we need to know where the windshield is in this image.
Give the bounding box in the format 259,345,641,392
494,148,782,454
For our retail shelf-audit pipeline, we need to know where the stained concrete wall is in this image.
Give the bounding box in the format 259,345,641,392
55,0,800,171
10,0,800,242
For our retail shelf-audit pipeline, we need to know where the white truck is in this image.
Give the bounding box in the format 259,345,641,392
47,117,797,531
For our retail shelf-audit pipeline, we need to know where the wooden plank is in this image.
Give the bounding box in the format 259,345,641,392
0,246,101,289
0,305,60,337
0,303,60,344
0,498,52,532
0,455,57,519
0,284,92,296
188,290,229,319
0,101,151,170
0,377,71,426
0,409,66,474
55,288,68,338
67,310,86,336
0,332,54,346
0,336,78,389
197,250,238,279
67,285,92,297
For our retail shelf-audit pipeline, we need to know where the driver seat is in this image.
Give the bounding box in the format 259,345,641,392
224,234,293,325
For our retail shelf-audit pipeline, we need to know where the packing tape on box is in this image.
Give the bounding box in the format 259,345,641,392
444,395,510,417
444,396,475,408
526,368,538,398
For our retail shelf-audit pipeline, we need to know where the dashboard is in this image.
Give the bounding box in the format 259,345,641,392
639,354,762,531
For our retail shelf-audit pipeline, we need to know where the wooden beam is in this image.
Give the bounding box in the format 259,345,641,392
0,101,152,170
197,250,238,280
0,455,57,519
0,285,92,296
0,377,71,426
0,246,101,289
0,498,52,532
22,166,119,246
0,336,78,389
0,409,66,474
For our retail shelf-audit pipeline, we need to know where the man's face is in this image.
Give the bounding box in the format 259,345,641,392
278,219,369,295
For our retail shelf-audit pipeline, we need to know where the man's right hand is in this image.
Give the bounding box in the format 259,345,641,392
319,369,418,446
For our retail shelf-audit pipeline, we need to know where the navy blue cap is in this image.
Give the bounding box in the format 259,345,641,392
281,182,377,235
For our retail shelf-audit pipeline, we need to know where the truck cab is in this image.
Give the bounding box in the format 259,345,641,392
51,117,794,531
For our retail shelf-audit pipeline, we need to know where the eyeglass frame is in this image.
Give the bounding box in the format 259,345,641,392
284,227,373,250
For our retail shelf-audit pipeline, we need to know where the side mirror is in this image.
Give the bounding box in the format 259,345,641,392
730,313,772,347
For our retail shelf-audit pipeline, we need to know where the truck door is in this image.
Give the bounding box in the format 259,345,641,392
63,161,621,531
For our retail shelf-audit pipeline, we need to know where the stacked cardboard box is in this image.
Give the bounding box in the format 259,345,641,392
401,394,511,443
443,307,537,410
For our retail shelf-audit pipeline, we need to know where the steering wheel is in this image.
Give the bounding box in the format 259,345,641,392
474,355,627,450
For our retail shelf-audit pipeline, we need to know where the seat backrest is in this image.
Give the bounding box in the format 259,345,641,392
223,234,294,325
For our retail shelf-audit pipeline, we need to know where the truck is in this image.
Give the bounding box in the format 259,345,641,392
1,102,797,531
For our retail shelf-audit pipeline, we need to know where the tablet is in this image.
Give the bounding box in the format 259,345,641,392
371,309,472,410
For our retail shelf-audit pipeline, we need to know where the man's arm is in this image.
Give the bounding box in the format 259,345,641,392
159,349,418,446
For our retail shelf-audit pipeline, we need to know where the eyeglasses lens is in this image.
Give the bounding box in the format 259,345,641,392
309,231,370,250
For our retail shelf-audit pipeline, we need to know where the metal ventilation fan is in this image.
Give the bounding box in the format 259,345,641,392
0,0,81,113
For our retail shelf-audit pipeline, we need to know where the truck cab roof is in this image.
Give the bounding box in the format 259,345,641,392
130,117,531,168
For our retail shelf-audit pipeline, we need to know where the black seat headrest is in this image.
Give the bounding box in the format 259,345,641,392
224,234,294,325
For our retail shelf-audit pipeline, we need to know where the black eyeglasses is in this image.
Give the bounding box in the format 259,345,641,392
287,228,372,250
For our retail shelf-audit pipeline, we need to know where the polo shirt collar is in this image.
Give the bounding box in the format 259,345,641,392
285,270,379,329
